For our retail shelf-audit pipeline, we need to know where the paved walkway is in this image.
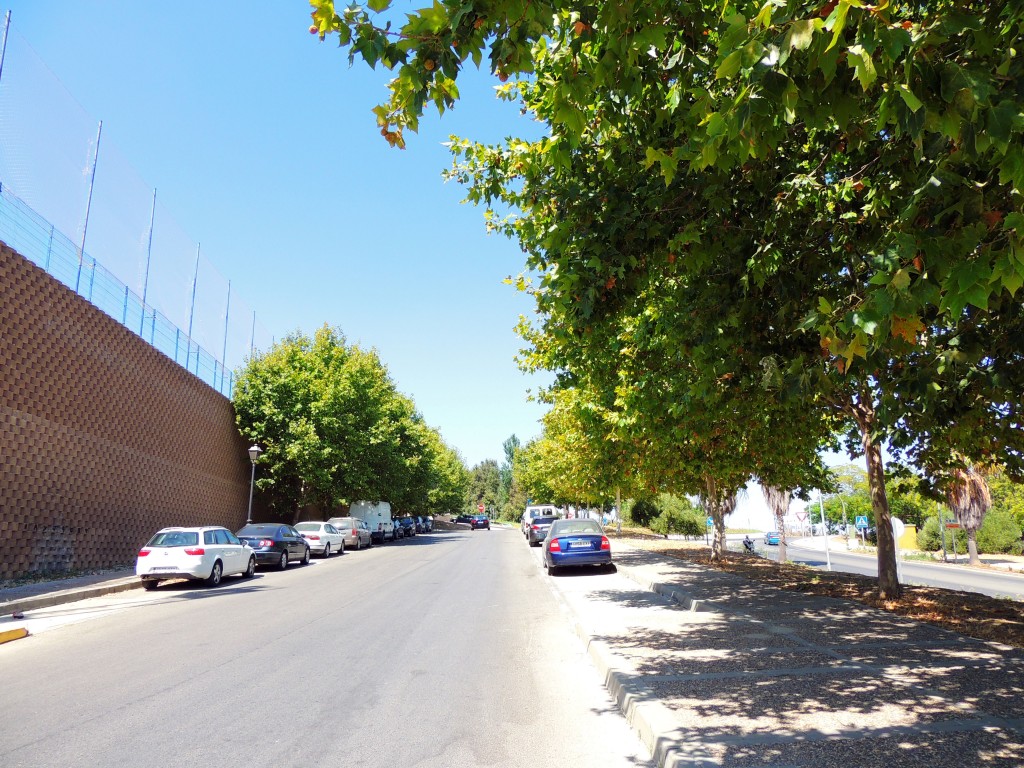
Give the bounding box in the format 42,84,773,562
557,543,1024,767
3,546,1023,766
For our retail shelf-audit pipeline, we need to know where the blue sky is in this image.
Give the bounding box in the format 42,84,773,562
0,1,550,468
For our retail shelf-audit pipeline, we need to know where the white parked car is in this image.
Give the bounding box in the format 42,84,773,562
327,517,373,550
136,526,256,590
294,521,346,557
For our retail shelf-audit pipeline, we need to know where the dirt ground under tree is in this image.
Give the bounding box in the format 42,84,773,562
615,532,1024,650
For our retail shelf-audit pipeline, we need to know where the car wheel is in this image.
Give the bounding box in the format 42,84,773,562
302,547,311,565
339,540,345,554
142,579,158,591
244,556,256,578
205,561,223,587
356,537,362,551
323,543,331,558
546,562,558,576
279,551,289,570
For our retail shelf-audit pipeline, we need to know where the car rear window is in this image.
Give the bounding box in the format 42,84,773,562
295,523,319,532
535,517,558,524
552,521,602,535
238,525,276,536
148,531,199,547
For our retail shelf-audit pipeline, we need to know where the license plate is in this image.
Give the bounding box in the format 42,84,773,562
152,566,176,572
569,541,591,549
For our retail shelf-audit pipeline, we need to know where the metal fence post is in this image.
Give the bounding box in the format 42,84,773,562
0,11,12,87
45,224,54,272
221,280,231,392
75,120,102,293
140,187,156,334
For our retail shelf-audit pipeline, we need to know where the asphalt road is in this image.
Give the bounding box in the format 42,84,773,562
0,527,652,768
764,538,1024,600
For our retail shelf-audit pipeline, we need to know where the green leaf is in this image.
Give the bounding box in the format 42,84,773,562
705,112,728,137
825,0,851,52
367,0,390,11
848,45,877,90
785,19,818,51
716,50,743,80
818,296,833,314
890,269,911,291
897,84,923,112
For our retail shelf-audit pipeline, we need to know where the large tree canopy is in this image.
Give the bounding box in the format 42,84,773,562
310,0,1024,596
233,325,467,519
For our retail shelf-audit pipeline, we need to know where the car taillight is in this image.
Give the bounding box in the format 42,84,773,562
183,547,205,556
600,536,611,551
306,535,320,541
351,529,358,536
259,539,274,547
137,549,151,556
531,524,539,531
549,538,561,552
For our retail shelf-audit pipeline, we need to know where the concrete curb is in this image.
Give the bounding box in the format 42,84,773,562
0,627,30,644
558,558,737,768
0,577,140,617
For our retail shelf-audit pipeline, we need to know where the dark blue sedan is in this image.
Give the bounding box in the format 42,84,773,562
543,519,612,575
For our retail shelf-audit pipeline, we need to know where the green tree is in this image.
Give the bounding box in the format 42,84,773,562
234,325,459,520
989,470,1024,531
466,459,502,516
498,434,521,517
312,0,1024,597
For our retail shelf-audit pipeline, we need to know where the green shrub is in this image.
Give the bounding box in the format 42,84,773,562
625,498,659,527
650,508,704,538
976,508,1023,554
917,510,1022,555
916,515,966,552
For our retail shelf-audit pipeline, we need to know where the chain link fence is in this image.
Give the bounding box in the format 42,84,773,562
0,13,272,397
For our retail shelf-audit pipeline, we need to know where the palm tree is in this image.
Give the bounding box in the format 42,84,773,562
702,476,740,561
946,465,991,566
762,485,791,564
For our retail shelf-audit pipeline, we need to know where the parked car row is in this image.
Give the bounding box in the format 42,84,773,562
136,515,436,591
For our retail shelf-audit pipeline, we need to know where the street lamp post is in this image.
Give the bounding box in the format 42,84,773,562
246,444,262,524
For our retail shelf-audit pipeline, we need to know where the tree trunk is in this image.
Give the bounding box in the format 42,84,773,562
966,530,981,566
851,400,901,598
763,485,791,565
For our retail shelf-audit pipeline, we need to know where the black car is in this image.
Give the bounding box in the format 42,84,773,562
470,514,490,530
455,513,475,524
526,515,558,546
397,516,417,537
236,523,311,570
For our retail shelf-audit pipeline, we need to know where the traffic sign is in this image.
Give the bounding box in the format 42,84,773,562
855,515,869,529
706,516,714,527
477,504,484,513
945,522,961,529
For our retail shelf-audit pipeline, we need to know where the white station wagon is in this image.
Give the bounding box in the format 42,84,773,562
136,526,256,590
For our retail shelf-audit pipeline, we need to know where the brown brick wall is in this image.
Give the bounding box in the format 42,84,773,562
0,242,252,580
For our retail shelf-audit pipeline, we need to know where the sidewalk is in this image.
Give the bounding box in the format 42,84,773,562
0,569,138,618
3,546,1023,766
561,542,1024,767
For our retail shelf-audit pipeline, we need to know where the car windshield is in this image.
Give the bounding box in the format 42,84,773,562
148,531,198,547
551,520,603,535
294,523,321,532
237,525,276,536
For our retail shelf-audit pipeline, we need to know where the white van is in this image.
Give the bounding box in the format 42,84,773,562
350,501,394,544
